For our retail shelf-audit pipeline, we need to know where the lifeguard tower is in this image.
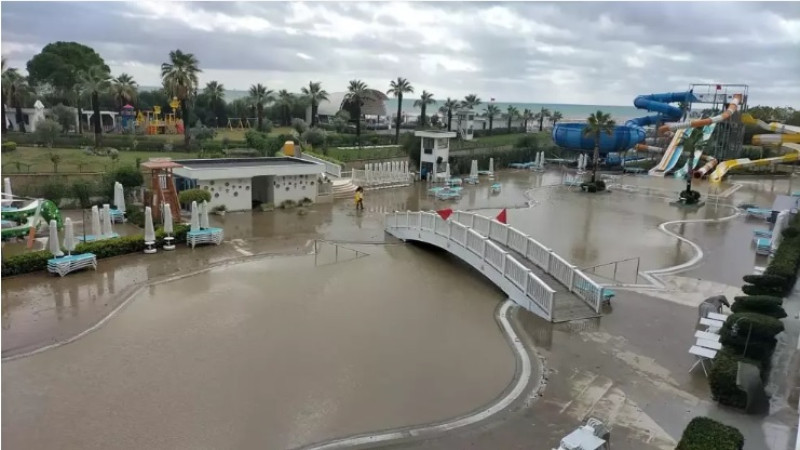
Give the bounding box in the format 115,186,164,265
141,159,182,222
455,109,475,141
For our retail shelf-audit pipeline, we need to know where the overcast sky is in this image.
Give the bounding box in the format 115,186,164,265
2,1,799,106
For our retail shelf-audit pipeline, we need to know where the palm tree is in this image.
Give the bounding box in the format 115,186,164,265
276,90,294,127
550,111,563,127
506,106,519,131
161,49,201,146
80,65,111,147
203,81,225,126
583,110,616,183
345,79,370,144
536,107,551,132
387,77,414,144
439,97,459,132
414,90,436,127
486,104,500,133
248,83,274,131
522,108,533,132
462,94,481,110
300,81,329,127
111,73,137,111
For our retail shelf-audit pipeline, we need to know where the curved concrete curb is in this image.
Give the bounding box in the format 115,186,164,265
295,300,535,450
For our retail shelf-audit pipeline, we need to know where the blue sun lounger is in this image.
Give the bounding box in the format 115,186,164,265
745,208,772,220
754,237,771,255
753,229,772,238
490,183,501,193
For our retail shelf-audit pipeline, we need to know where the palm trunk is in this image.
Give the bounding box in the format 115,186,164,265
356,104,362,145
1,101,6,132
311,101,317,127
92,91,102,147
420,105,426,128
395,94,402,144
14,91,26,133
539,117,544,132
592,138,600,183
257,104,263,131
489,117,493,133
181,98,189,147
447,111,452,131
507,118,512,130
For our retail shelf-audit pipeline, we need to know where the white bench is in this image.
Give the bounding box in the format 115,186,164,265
696,338,722,351
689,345,718,376
699,317,724,333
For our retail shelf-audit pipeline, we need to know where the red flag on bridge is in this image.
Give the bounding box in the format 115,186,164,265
715,84,722,90
496,209,507,224
437,208,453,221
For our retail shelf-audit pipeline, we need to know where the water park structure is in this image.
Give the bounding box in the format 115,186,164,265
1,178,63,241
552,84,755,181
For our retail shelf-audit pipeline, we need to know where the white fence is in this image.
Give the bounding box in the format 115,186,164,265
385,210,606,317
300,153,342,178
352,161,413,188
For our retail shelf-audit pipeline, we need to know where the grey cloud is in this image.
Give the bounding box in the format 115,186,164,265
2,1,798,106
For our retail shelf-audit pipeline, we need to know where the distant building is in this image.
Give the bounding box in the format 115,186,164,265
306,90,389,125
4,104,118,133
454,109,475,141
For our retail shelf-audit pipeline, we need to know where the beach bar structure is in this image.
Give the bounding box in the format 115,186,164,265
415,130,457,180
455,109,476,141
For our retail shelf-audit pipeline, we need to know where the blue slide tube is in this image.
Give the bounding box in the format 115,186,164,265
552,91,694,154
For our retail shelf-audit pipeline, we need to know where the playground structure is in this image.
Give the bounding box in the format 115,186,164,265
135,98,185,135
551,84,751,180
226,117,259,130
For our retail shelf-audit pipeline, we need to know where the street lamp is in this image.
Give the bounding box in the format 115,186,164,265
731,317,753,357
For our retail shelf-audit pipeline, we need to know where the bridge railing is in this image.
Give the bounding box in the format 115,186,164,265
385,210,604,314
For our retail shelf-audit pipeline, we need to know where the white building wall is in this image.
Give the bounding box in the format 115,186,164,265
272,174,317,206
199,177,252,212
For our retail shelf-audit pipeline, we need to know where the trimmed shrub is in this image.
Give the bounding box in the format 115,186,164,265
33,118,62,147
719,312,784,363
302,127,327,148
71,180,96,209
741,283,784,297
730,296,787,318
721,312,785,341
1,224,190,277
709,350,749,409
742,274,789,288
178,188,211,206
781,227,799,239
676,416,744,450
50,103,77,132
41,180,68,207
291,118,308,135
1,141,17,153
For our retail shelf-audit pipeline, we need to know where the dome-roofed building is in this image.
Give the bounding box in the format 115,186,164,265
306,90,390,125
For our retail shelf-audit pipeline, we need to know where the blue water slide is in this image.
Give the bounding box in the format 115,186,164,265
552,91,695,154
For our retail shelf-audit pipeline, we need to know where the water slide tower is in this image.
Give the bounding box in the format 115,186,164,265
687,83,749,161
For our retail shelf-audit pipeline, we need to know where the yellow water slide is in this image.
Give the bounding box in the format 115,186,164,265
708,114,800,183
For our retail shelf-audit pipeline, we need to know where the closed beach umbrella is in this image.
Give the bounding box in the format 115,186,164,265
445,163,451,181
144,207,156,244
489,158,494,174
470,160,478,178
4,177,12,199
114,182,126,214
200,200,210,229
63,218,76,255
190,201,200,232
48,219,63,257
163,203,174,235
102,204,114,237
91,205,102,237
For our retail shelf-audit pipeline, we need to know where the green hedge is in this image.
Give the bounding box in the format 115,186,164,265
2,141,17,153
1,224,190,277
178,188,211,206
676,416,744,450
718,312,784,365
709,350,750,409
741,283,785,297
730,295,787,318
721,312,785,341
742,274,789,288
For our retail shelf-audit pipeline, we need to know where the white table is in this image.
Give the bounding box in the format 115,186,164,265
689,345,718,376
707,312,729,322
560,427,607,450
694,330,720,341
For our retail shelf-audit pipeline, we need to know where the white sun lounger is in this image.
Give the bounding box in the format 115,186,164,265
694,330,720,341
699,317,724,333
706,312,729,322
689,345,718,376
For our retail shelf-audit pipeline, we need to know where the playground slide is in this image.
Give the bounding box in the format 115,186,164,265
742,113,800,136
0,199,62,240
649,128,686,176
709,143,800,183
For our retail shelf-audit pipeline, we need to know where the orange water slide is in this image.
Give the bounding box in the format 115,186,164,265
658,94,743,135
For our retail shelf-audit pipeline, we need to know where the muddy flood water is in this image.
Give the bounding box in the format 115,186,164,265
2,244,515,449
3,169,797,449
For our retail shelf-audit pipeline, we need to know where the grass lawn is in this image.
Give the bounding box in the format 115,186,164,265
212,127,295,141
1,147,190,173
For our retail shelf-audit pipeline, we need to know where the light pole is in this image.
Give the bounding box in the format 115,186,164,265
731,318,753,357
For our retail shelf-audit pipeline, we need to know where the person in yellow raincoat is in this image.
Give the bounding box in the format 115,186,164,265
354,186,364,210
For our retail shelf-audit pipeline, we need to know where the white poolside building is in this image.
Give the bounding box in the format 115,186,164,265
172,157,326,211
415,130,457,180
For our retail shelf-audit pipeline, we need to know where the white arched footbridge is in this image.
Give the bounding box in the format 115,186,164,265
384,210,607,322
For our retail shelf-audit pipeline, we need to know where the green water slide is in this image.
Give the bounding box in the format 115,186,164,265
1,199,62,240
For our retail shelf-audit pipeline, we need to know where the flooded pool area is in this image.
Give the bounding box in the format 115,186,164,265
3,169,798,449
2,244,516,449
